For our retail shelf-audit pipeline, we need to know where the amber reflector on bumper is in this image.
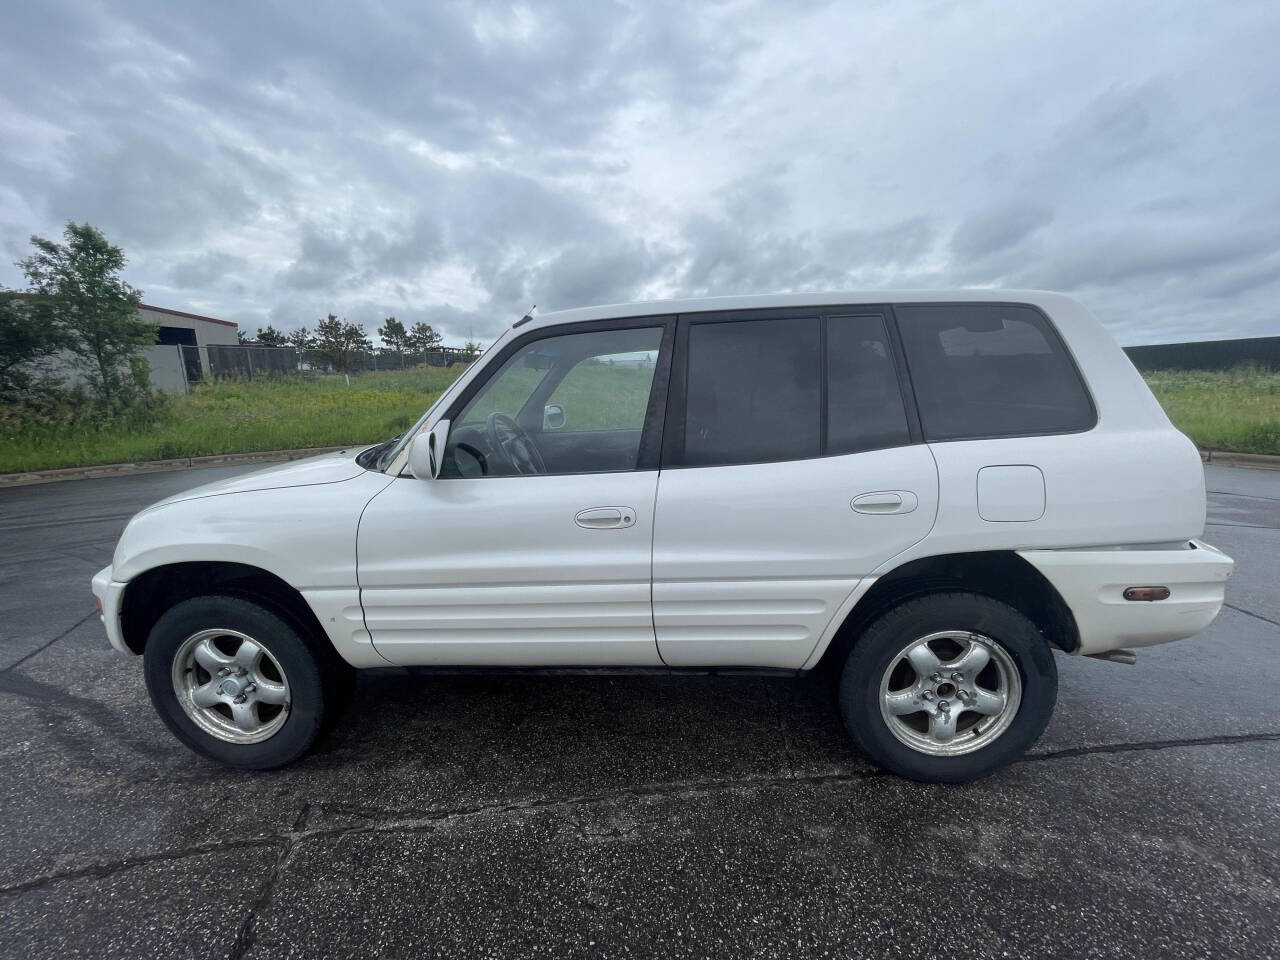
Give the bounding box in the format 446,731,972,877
1123,586,1170,601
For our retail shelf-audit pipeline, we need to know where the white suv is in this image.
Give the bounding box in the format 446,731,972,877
92,292,1233,782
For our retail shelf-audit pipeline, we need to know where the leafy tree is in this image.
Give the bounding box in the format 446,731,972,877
462,339,481,361
0,288,67,399
378,316,408,367
17,222,153,401
286,326,313,350
255,324,287,346
236,328,250,344
313,313,372,373
408,321,442,356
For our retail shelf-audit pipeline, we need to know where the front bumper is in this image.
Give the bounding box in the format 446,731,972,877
91,565,130,654
1018,539,1234,655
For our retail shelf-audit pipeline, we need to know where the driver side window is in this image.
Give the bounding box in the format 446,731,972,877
443,325,664,478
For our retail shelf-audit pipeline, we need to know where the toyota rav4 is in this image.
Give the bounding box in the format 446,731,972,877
92,292,1234,782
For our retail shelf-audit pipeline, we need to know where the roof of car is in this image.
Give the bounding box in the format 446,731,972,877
520,289,1079,331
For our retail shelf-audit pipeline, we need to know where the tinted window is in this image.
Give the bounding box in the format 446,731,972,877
895,304,1094,441
445,326,662,477
683,317,821,466
546,346,658,431
826,315,911,454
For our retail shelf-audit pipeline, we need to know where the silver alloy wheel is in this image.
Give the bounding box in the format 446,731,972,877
171,628,291,744
878,630,1021,757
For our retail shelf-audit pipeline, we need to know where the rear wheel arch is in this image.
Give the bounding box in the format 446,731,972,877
817,550,1079,674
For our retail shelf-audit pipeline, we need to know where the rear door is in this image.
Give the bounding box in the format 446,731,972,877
651,308,939,668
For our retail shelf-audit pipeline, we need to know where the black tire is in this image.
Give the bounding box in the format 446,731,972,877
143,595,327,769
317,650,357,724
838,592,1057,783
221,588,356,726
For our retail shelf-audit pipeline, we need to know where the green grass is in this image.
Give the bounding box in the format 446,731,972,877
1143,366,1280,455
3,363,1278,474
0,368,465,473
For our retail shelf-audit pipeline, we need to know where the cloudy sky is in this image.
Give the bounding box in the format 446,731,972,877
2,1,1278,346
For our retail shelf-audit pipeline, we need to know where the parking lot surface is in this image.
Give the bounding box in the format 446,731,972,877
1,463,1278,959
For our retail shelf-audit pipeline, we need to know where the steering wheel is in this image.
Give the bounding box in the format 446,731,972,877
486,412,547,475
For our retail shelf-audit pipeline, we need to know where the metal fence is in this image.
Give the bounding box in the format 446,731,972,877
1123,335,1280,372
191,344,300,380
143,343,475,392
367,347,473,370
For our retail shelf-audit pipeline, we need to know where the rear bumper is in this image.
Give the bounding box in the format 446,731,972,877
1017,539,1234,655
91,565,130,654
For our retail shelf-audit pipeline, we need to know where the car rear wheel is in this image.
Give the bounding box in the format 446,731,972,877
143,595,327,769
839,592,1057,783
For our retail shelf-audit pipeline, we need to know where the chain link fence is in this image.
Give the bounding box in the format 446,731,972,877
145,343,476,392
364,347,473,371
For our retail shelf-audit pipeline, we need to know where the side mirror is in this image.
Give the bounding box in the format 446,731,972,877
543,403,566,431
408,419,450,480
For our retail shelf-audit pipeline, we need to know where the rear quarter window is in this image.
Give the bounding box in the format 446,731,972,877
895,303,1095,441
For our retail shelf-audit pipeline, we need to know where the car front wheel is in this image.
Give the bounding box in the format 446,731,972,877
143,595,327,769
838,592,1057,783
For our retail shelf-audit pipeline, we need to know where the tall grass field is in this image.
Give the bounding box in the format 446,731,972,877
0,368,464,473
2,364,1277,474
1143,365,1280,455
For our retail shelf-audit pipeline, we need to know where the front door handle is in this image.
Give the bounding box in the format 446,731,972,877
575,506,636,529
851,491,918,515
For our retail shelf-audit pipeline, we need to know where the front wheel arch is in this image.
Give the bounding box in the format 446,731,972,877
120,561,328,656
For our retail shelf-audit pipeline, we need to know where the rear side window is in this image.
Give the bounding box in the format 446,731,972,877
684,317,821,466
678,312,910,467
895,304,1095,441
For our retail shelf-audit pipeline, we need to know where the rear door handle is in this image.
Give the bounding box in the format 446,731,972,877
851,491,918,515
575,506,636,529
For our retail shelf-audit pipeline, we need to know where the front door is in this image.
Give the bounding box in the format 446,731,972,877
358,319,673,666
652,309,940,668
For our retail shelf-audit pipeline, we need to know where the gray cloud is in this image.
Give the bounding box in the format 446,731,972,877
951,204,1053,262
1055,81,1177,174
168,251,247,289
2,0,1279,347
276,224,360,292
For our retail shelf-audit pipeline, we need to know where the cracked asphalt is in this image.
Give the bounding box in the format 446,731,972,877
1,463,1278,959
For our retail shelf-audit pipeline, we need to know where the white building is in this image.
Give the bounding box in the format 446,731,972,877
140,304,239,391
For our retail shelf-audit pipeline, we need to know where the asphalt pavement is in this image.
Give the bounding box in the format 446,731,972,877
1,463,1277,959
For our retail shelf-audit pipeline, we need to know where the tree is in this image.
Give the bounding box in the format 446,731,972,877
255,324,286,346
313,313,372,373
0,288,67,399
286,326,313,350
407,321,442,356
462,339,481,361
236,328,250,344
17,222,152,401
378,316,408,367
